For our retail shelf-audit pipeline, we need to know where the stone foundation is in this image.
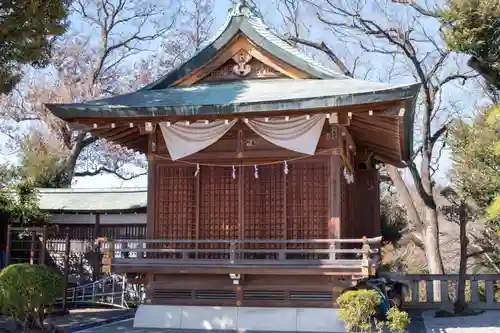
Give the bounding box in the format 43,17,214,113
134,305,347,332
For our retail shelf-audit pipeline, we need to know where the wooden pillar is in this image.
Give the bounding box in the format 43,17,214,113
195,168,200,257
93,213,101,281
62,228,71,313
283,164,287,246
236,285,243,307
360,237,372,277
93,213,101,238
146,130,157,240
327,124,341,240
30,231,36,265
39,224,48,265
328,154,341,239
237,128,245,245
238,162,244,242
145,129,157,286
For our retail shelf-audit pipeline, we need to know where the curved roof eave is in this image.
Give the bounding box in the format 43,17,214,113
45,81,421,119
401,93,418,164
140,15,346,91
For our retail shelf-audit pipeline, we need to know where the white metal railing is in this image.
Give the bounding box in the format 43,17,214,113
56,274,145,309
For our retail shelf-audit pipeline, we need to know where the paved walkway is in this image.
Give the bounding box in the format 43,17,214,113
422,310,500,333
47,308,135,332
77,310,500,333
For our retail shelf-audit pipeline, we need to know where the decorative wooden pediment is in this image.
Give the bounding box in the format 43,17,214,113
174,36,310,86
201,49,285,82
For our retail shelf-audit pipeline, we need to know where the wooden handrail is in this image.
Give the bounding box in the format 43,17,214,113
110,247,379,254
103,237,383,245
100,237,383,277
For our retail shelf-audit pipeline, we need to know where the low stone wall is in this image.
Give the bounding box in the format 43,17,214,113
134,305,348,332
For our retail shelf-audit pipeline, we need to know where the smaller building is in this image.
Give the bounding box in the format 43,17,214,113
37,187,147,283
38,187,147,240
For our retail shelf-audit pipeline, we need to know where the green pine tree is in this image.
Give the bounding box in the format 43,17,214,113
0,0,70,94
440,0,500,88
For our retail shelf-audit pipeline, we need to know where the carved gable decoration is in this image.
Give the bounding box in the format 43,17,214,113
202,49,285,82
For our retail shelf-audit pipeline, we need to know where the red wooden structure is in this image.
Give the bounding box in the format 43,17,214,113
46,2,419,309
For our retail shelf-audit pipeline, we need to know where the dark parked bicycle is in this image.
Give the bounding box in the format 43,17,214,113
341,273,408,319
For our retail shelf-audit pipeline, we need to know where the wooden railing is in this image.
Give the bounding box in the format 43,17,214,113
100,237,382,275
403,274,500,310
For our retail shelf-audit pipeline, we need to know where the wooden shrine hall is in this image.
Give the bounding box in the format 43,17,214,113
46,2,420,331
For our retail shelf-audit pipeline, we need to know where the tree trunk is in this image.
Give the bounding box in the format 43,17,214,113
60,132,89,186
421,203,445,302
387,165,445,275
454,203,469,314
386,166,423,233
422,205,445,274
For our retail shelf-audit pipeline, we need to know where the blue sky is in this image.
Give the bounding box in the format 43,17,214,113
59,0,485,188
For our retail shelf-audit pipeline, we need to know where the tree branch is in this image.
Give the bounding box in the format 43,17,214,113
391,0,441,18
74,167,147,180
407,160,434,208
430,123,448,147
287,36,353,77
439,73,480,87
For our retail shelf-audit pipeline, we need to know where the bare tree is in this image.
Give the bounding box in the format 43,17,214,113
275,0,479,274
0,0,214,186
440,187,477,313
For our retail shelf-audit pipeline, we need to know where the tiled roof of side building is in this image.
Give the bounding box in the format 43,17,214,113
36,187,147,212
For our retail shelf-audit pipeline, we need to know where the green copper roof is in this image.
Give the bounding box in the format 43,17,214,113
45,79,420,118
140,3,347,90
43,1,422,165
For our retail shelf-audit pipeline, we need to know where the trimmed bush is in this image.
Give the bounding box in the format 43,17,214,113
337,289,381,332
337,289,412,333
0,263,63,330
385,307,411,333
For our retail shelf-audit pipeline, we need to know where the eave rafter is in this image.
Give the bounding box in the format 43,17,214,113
67,98,410,162
88,123,145,153
348,111,404,166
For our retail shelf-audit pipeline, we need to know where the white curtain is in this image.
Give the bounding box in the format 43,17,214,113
159,119,237,160
245,114,326,155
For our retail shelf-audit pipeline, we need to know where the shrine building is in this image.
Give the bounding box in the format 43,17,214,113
46,2,419,331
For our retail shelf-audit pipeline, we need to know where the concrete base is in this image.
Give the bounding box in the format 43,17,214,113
134,305,347,332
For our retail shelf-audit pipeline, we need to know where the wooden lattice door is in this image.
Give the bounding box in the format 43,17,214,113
198,166,239,258
243,164,285,259
286,160,330,259
155,165,197,258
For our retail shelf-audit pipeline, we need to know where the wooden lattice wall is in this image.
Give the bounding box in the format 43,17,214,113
199,166,239,255
243,164,285,244
153,159,331,245
154,165,197,242
286,161,329,241
151,126,380,247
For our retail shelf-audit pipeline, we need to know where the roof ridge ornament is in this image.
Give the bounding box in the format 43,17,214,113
230,0,265,25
